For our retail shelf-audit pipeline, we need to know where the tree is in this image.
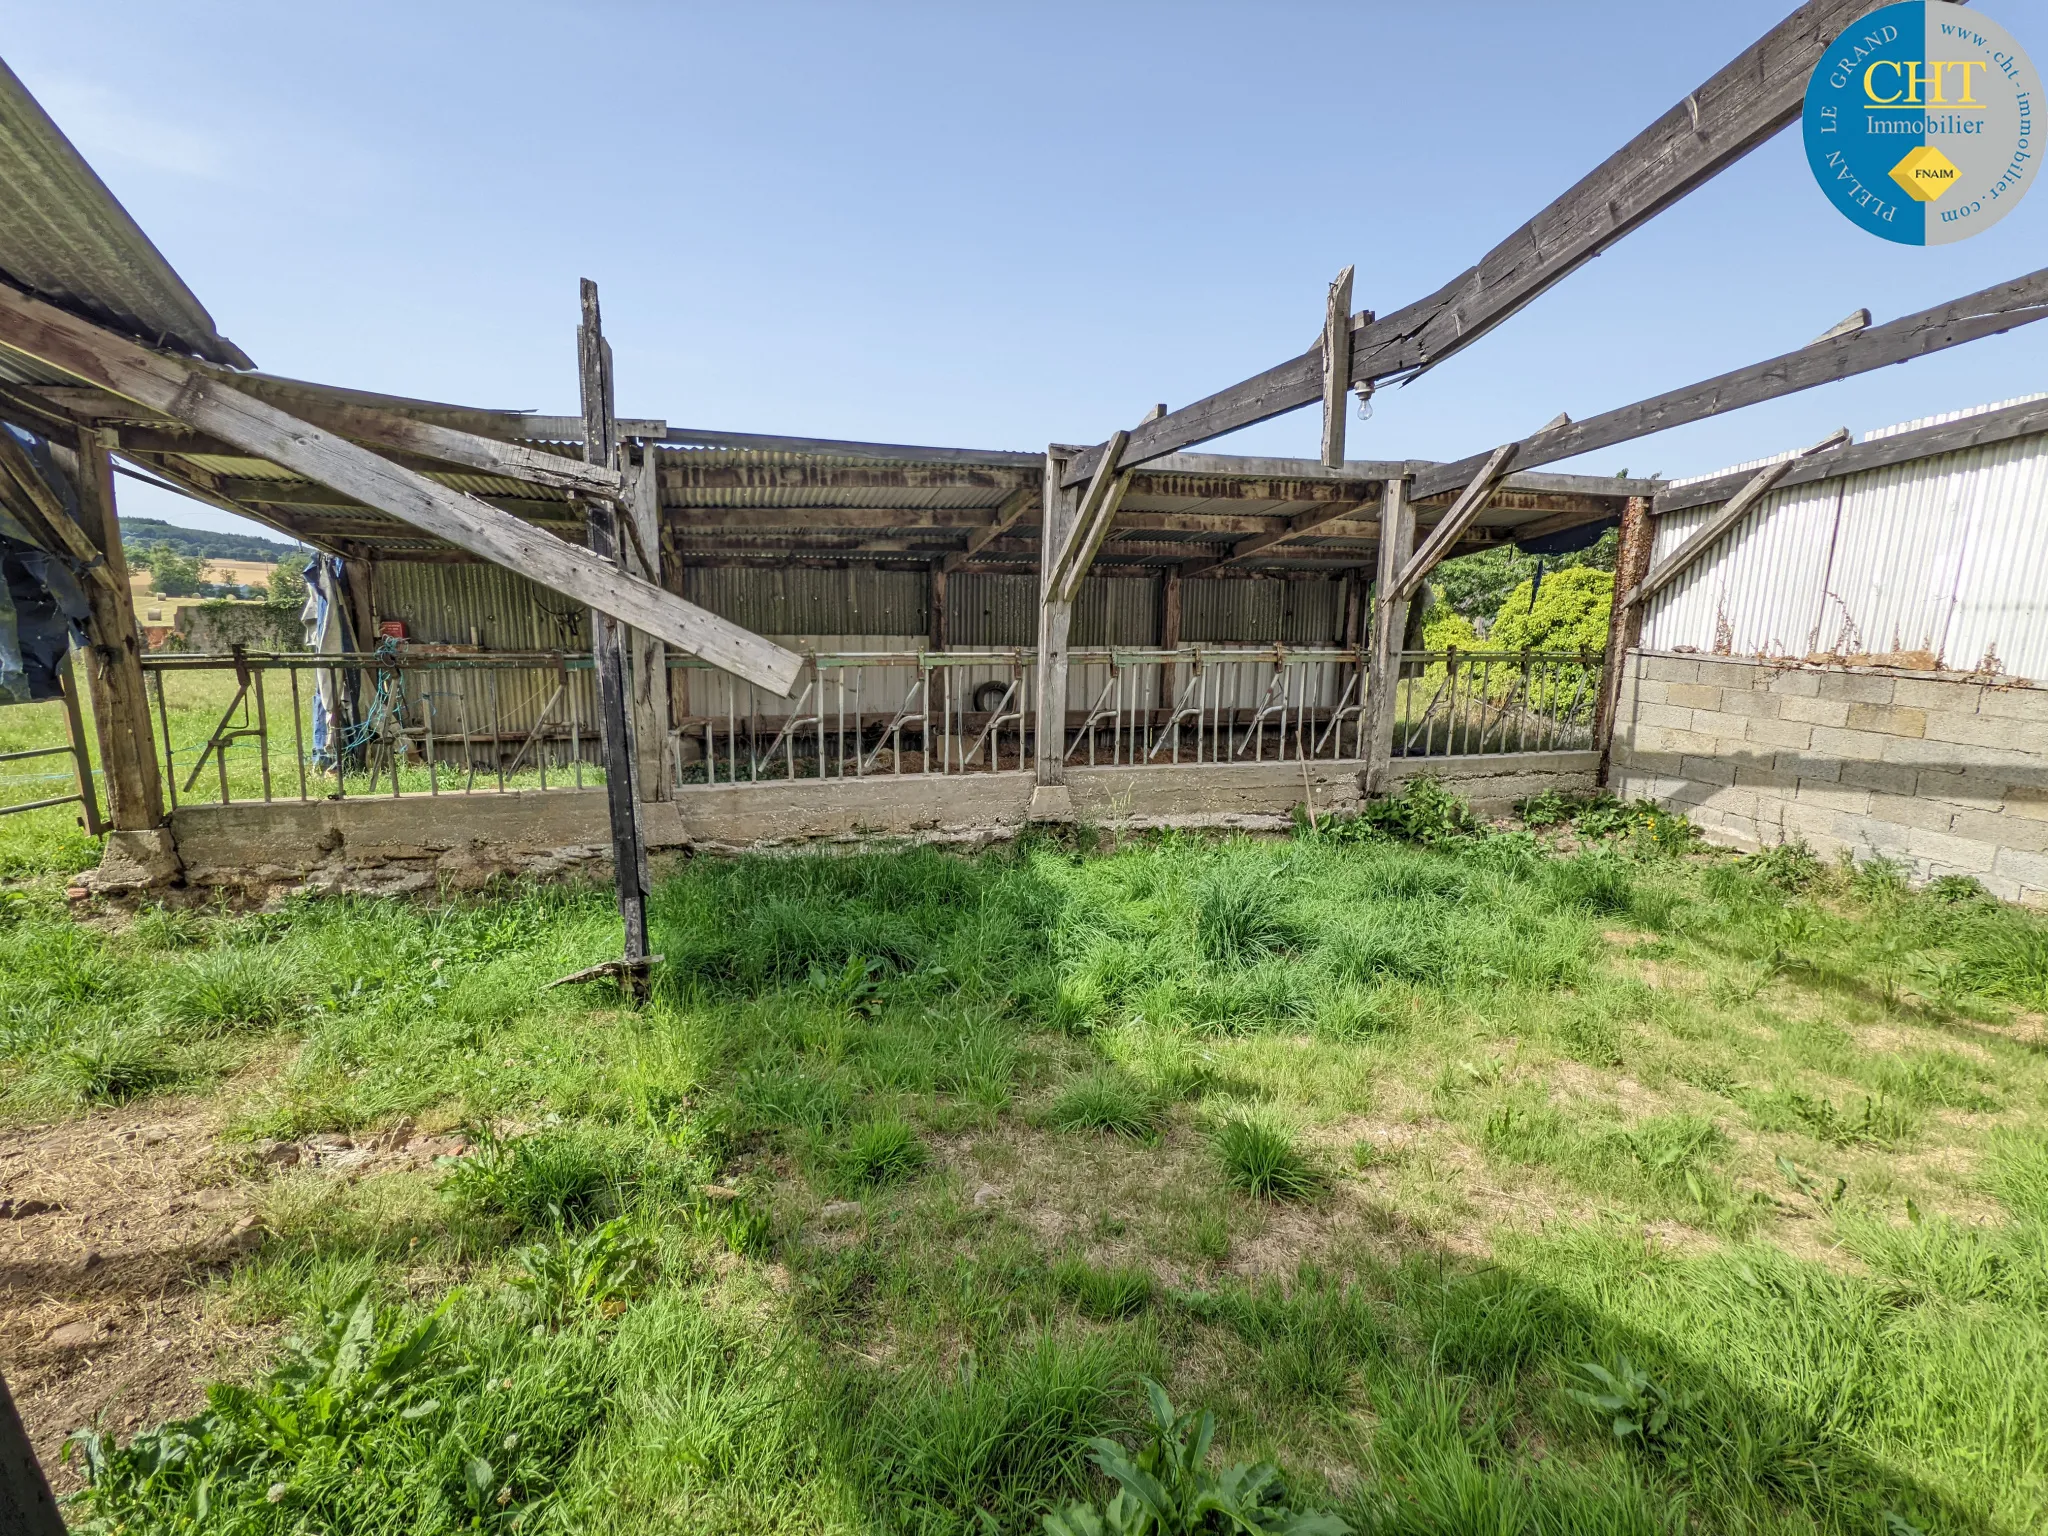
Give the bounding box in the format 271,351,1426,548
1489,565,1613,655
268,562,308,610
145,546,204,596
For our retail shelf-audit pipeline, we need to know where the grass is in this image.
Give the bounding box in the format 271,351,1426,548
8,788,2048,1534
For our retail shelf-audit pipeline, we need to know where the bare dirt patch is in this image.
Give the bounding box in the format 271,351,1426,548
0,1098,274,1489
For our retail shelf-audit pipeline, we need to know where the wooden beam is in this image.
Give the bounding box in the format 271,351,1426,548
578,279,652,979
1595,494,1656,784
1395,442,1520,600
63,430,163,829
1034,450,1081,802
1059,0,1922,489
1629,427,1849,607
1655,394,2048,514
626,444,671,803
1181,487,1376,577
1048,429,1131,604
1321,266,1355,469
1360,475,1415,798
944,483,1037,570
187,375,624,495
929,559,947,650
0,283,801,696
0,427,118,590
1409,268,2048,502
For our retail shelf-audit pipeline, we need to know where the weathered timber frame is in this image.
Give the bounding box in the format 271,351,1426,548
0,285,801,696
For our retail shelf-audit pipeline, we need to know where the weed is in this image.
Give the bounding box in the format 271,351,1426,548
1044,1377,1349,1536
1568,1356,1690,1450
1048,1071,1162,1139
1741,840,1824,891
1193,863,1297,965
445,1126,657,1231
161,946,307,1035
47,1027,178,1104
1339,777,1481,846
1213,1114,1322,1201
1052,1256,1154,1320
834,1116,927,1191
509,1215,653,1327
1548,851,1635,915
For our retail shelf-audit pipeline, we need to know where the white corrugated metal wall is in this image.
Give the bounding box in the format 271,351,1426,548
1642,424,2048,679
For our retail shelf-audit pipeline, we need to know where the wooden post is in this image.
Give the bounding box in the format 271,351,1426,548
1031,449,1080,818
1360,475,1414,797
577,280,652,984
341,557,377,647
63,429,162,830
1159,566,1182,735
1320,265,1355,470
626,444,671,801
1595,494,1655,785
928,559,948,652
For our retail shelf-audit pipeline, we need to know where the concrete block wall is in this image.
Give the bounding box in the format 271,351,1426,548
1609,651,2048,906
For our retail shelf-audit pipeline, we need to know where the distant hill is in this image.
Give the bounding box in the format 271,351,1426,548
119,517,310,564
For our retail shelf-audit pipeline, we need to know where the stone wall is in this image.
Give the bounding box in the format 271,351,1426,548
1609,650,2048,906
110,751,1599,900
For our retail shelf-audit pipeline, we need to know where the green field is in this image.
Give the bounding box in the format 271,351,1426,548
3,783,2047,1534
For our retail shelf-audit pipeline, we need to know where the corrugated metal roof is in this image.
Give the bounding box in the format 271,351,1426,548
0,58,250,368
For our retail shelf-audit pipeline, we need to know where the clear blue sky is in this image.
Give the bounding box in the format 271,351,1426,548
9,1,2047,539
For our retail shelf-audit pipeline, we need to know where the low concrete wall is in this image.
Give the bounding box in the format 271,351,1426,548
145,750,1598,898
1610,650,2048,906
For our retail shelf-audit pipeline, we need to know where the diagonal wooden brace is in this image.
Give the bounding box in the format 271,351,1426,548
0,285,802,695
1625,426,1850,607
1393,440,1519,601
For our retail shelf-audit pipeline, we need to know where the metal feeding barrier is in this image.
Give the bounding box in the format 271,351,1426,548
0,651,103,832
133,644,1601,808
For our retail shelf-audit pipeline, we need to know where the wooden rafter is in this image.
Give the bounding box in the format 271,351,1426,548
1059,0,1920,489
1407,268,2048,501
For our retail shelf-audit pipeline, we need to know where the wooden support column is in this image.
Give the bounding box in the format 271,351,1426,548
1320,265,1355,469
1360,475,1414,797
625,444,670,801
928,559,948,651
1595,494,1656,786
1031,449,1081,818
340,557,377,648
64,429,162,830
1159,566,1182,732
577,280,652,985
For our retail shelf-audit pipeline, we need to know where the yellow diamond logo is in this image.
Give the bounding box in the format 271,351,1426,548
1890,145,1960,203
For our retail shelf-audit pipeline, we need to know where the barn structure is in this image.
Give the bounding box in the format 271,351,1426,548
1,0,2045,932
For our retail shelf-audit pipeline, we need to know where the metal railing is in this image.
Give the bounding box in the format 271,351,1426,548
0,652,105,832
1388,648,1601,757
140,648,605,808
675,650,1035,785
134,644,1604,809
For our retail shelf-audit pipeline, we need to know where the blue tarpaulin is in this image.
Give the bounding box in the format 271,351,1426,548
0,423,92,705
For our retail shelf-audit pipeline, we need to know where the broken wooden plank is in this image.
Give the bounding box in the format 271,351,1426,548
0,284,803,695
1060,0,1895,489
1408,266,2048,502
1627,427,1849,606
